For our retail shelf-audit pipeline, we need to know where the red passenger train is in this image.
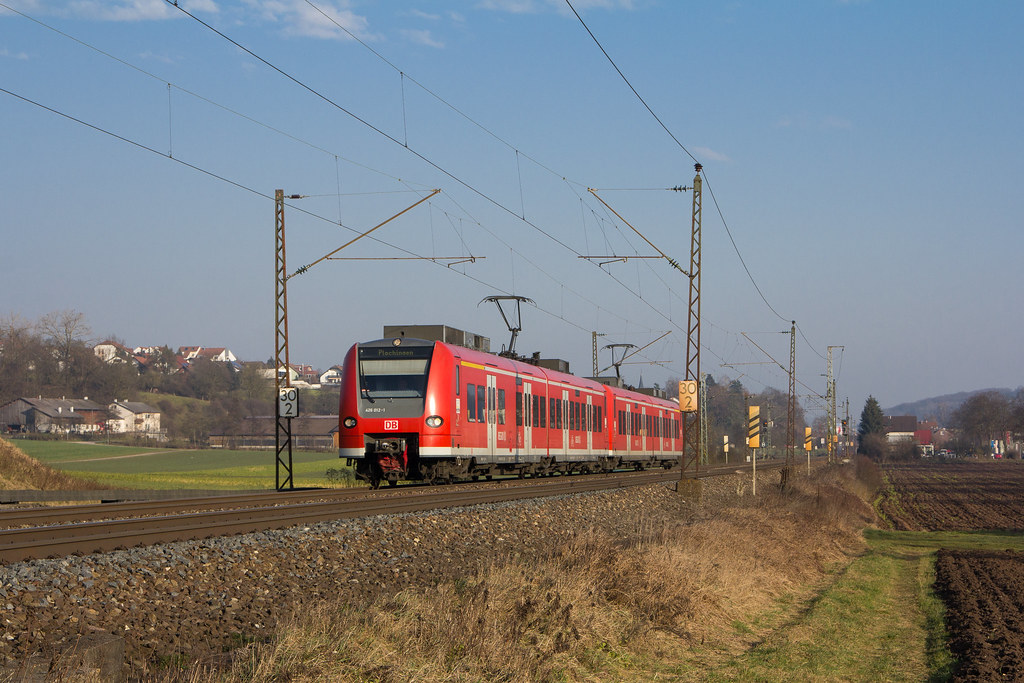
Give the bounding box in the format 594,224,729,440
338,337,681,487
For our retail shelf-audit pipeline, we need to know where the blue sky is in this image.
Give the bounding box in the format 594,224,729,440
2,0,1022,418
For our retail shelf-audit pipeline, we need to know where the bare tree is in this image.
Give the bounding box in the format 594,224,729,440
37,310,93,392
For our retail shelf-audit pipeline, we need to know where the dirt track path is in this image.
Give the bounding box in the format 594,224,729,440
59,451,166,464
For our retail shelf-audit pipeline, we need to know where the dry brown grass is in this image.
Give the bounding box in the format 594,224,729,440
174,463,879,682
0,437,105,490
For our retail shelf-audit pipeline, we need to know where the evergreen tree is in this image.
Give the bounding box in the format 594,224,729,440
857,395,885,455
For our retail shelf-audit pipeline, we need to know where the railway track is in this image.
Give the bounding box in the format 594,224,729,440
0,459,792,565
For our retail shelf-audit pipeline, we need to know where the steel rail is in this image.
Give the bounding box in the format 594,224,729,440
0,470,678,564
0,458,805,564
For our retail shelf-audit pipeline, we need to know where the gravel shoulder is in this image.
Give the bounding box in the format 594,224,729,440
0,474,747,676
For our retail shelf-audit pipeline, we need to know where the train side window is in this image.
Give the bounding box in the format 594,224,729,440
477,385,487,424
531,395,539,428
549,398,556,429
455,366,460,396
498,388,506,425
597,406,602,433
467,384,476,422
516,391,523,427
538,395,546,428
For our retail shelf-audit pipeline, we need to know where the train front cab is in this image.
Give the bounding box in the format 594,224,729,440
338,338,454,487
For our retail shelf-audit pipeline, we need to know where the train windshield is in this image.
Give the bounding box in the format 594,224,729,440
358,347,432,399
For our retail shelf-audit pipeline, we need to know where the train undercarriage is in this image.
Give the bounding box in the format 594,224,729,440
349,435,677,488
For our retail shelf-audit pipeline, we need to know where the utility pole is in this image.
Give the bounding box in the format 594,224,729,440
825,346,842,464
786,321,796,482
680,164,703,494
844,398,851,460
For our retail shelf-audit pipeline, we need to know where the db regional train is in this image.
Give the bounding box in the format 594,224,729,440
338,337,682,487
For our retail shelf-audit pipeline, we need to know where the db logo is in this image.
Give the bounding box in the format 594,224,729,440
384,419,399,431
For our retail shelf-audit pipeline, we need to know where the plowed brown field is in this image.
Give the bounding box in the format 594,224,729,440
934,549,1024,682
880,461,1024,681
878,461,1024,531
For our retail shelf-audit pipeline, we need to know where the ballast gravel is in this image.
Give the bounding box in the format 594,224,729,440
0,475,744,674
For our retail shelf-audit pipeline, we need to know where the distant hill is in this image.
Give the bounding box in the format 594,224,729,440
884,387,1020,424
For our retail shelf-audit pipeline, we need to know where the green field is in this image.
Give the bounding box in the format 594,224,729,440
12,439,353,490
710,529,1024,682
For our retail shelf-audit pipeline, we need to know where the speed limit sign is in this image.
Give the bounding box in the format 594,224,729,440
278,387,299,418
678,380,698,413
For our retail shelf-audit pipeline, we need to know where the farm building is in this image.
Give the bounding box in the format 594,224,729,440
0,397,108,435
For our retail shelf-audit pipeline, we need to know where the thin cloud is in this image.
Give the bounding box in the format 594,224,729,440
9,0,217,21
407,9,440,21
244,0,372,40
66,0,176,21
478,0,638,13
0,48,31,60
400,28,444,49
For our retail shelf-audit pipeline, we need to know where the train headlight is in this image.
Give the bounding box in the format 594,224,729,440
343,417,357,429
425,415,444,428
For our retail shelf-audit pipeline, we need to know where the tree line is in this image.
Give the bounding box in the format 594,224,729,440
857,391,1024,459
0,311,339,445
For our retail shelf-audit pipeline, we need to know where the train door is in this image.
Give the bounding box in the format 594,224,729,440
522,382,533,457
585,395,593,455
561,388,570,458
641,406,647,453
624,404,632,457
486,374,497,453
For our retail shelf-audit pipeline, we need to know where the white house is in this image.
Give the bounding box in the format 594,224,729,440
94,340,137,365
107,401,163,438
320,365,344,386
178,346,238,363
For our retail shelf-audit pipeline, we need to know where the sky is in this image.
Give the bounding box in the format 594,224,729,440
2,0,1022,419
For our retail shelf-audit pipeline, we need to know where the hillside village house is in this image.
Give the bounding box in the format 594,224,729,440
178,346,238,364
319,365,343,386
107,401,164,439
93,340,143,366
0,397,107,435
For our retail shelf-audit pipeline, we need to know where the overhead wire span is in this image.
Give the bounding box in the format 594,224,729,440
7,2,666,344
11,2,777,384
0,82,682,378
566,0,793,327
564,0,699,166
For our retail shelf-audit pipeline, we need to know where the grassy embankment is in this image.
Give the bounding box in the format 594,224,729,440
5,438,351,490
166,458,1024,682
151,458,960,682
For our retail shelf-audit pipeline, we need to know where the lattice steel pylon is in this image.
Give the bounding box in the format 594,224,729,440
274,189,296,491
592,331,606,376
681,163,703,482
699,372,709,465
